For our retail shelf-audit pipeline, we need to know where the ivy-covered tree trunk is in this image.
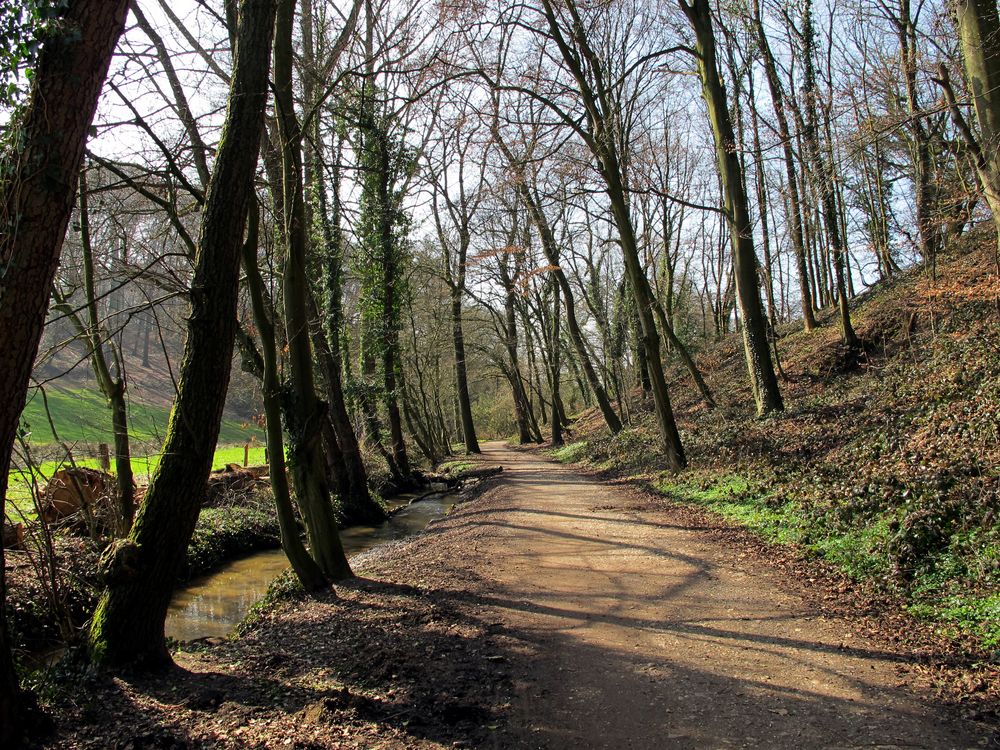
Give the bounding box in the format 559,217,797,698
611,186,685,466
273,0,352,580
500,258,538,445
355,89,415,480
380,226,412,478
681,0,785,415
308,293,387,525
312,133,384,524
88,0,279,667
242,208,327,590
0,0,131,736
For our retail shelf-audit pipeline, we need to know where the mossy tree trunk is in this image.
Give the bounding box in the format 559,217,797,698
87,0,279,667
241,206,328,591
273,0,352,580
681,0,785,416
498,249,541,444
0,0,131,735
299,0,377,518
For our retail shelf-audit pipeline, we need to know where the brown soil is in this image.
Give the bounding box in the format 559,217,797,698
35,442,995,749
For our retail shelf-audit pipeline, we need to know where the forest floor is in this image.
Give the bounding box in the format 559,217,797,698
33,442,995,749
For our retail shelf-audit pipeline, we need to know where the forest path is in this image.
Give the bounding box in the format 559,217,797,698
469,442,979,749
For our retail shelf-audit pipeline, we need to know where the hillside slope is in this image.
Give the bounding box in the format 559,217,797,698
557,235,1000,657
25,309,262,451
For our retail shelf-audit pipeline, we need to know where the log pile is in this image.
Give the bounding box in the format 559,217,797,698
204,464,269,506
39,467,116,527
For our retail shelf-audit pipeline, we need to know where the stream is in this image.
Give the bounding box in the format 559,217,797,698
165,491,457,642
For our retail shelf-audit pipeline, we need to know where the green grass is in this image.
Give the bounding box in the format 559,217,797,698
652,473,904,579
655,473,808,546
437,459,475,476
6,385,265,521
550,441,589,464
19,387,261,447
6,445,269,522
648,468,996,649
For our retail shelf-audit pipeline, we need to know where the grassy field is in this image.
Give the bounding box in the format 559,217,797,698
6,445,269,522
6,387,266,522
19,387,261,447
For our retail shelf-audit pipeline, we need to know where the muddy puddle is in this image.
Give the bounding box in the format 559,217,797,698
165,491,457,641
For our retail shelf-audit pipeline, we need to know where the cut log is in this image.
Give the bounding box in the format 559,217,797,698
40,467,115,524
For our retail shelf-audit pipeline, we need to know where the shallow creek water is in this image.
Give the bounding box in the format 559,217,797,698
165,492,457,641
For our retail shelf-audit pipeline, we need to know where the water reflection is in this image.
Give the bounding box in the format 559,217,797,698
166,493,456,641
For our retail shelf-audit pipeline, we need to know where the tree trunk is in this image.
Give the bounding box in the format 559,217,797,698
954,0,1000,246
52,170,137,534
537,0,685,469
799,0,858,347
0,0,131,735
652,299,716,409
452,288,481,453
274,0,352,580
381,256,412,477
550,276,564,446
494,132,623,434
313,135,382,522
242,207,327,591
753,0,818,331
503,273,536,445
88,0,278,667
682,0,784,415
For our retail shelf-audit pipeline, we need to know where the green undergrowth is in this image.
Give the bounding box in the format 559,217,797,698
909,592,1000,649
437,459,476,476
550,441,589,464
185,496,280,579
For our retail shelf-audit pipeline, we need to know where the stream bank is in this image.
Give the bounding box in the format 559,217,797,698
8,469,473,664
166,490,459,641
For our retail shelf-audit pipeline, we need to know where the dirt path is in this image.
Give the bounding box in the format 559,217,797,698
466,442,982,749
40,441,991,750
